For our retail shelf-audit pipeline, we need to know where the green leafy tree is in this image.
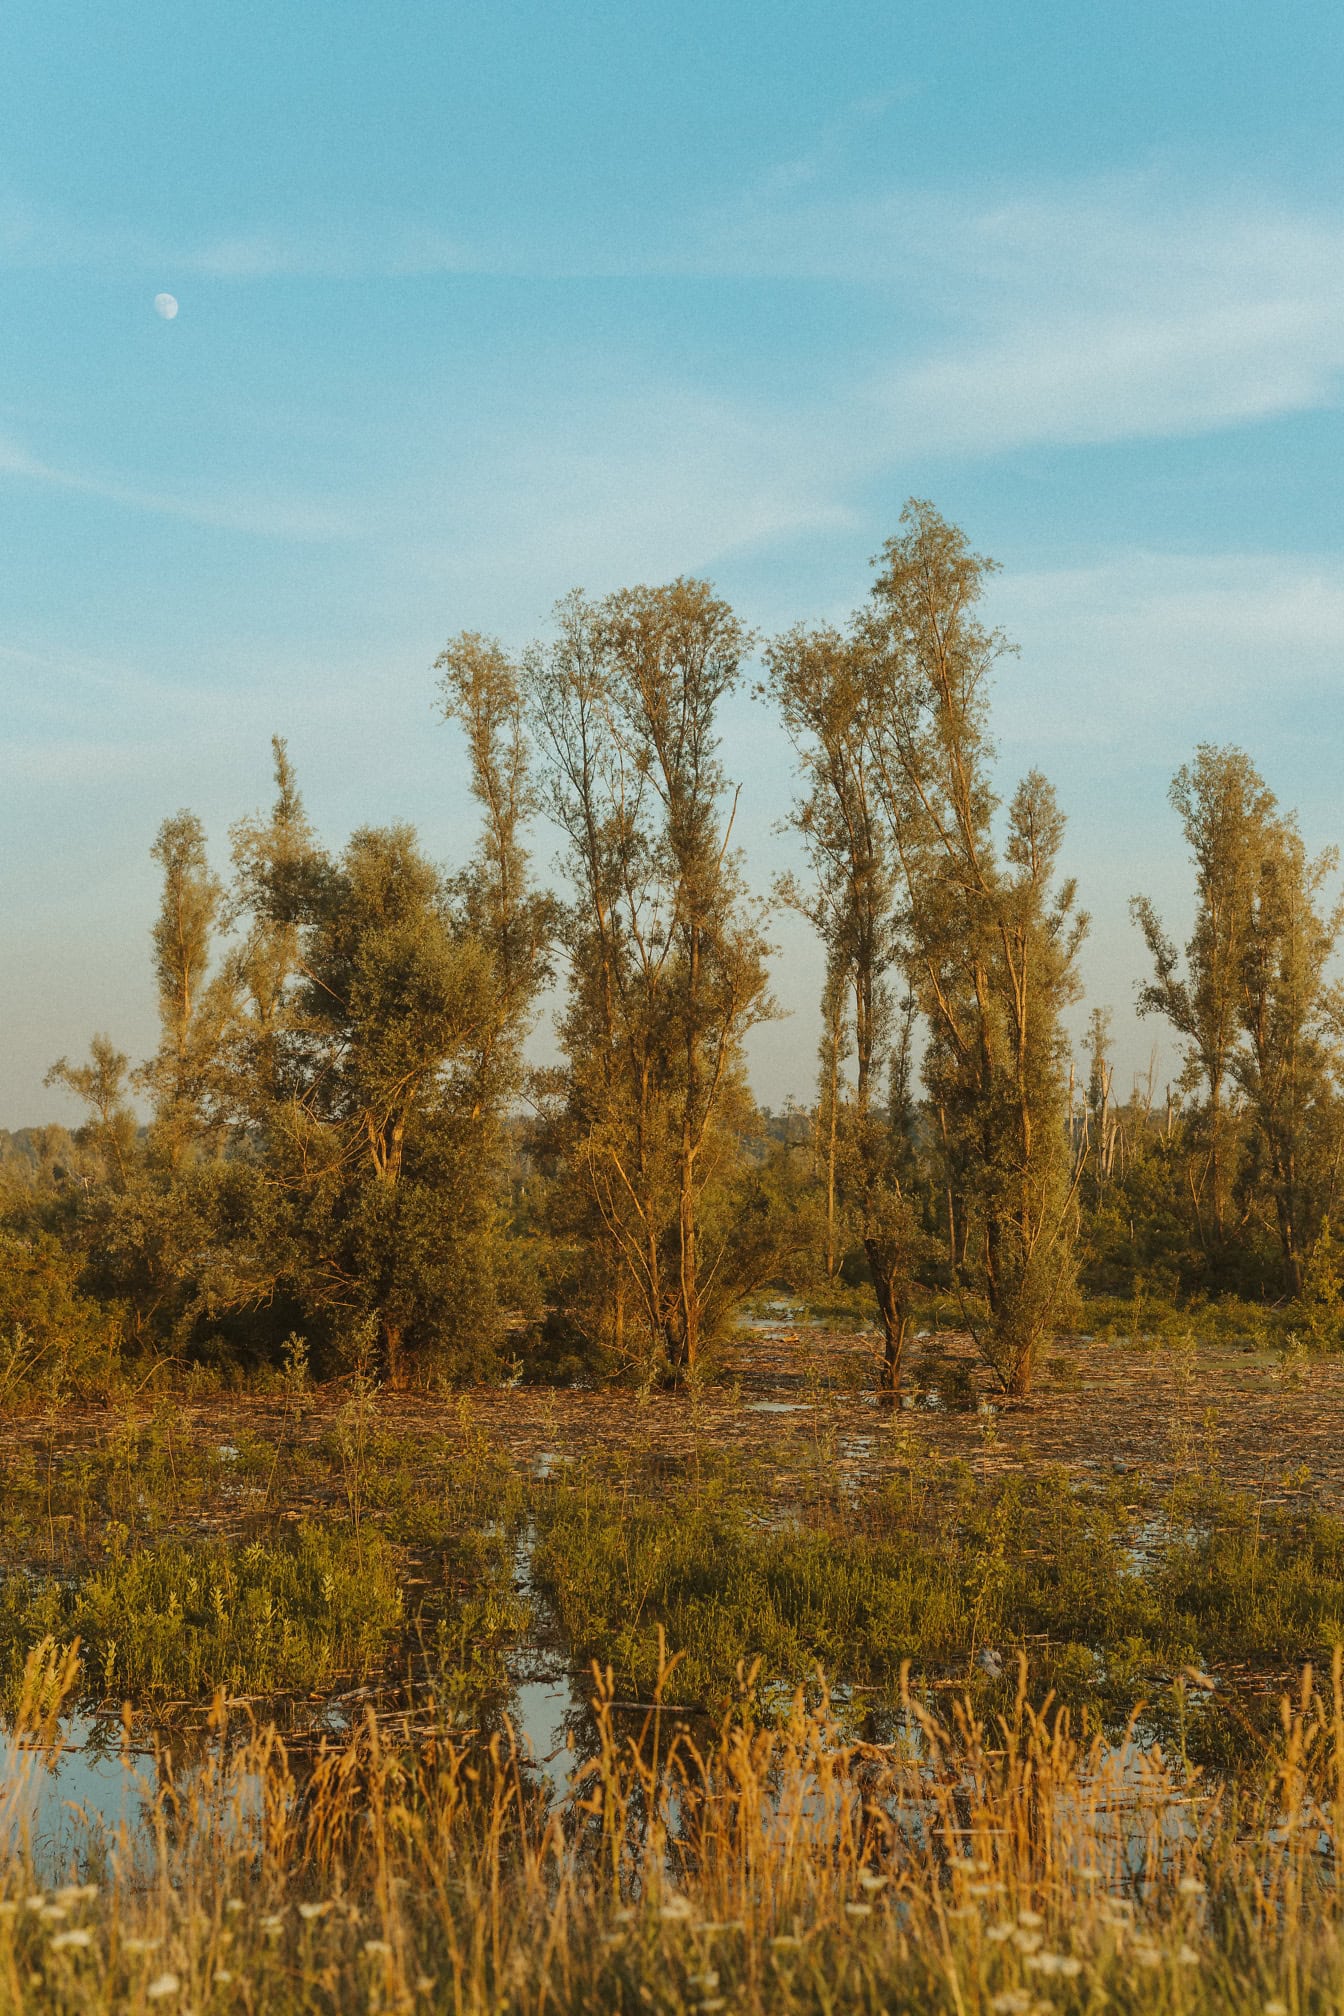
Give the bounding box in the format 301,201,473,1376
1235,816,1343,1295
1131,746,1277,1265
859,501,1087,1395
139,812,236,1168
529,581,774,1378
44,1037,137,1193
765,623,924,1390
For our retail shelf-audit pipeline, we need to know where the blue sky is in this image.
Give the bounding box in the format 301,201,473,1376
4,0,1344,1124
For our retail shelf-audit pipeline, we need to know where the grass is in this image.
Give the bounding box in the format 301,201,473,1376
533,1455,1344,1752
4,1353,1344,2010
0,1522,404,1705
0,1403,529,1713
2,1637,1343,2014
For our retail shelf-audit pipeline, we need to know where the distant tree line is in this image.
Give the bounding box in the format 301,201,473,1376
4,502,1343,1397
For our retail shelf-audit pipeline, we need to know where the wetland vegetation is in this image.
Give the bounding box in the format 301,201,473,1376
5,502,1344,2007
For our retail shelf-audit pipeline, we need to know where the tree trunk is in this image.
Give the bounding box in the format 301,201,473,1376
866,1238,910,1401
383,1317,407,1390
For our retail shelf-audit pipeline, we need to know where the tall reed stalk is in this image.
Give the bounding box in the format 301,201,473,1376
3,1638,1342,2012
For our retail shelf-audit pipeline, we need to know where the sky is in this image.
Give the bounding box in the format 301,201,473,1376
4,0,1344,1127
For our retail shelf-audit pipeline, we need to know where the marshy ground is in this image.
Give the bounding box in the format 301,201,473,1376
3,1311,1344,2013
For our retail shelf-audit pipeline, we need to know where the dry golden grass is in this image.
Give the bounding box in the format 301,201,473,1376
3,1635,1343,2014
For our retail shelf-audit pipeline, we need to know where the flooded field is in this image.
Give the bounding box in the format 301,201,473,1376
3,1317,1344,2011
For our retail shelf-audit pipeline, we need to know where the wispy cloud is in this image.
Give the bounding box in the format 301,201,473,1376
682,170,1344,452
6,165,1344,561
988,550,1344,752
0,192,482,282
0,429,354,540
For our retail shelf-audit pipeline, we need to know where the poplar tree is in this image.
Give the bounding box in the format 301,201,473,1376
859,501,1086,1395
1131,745,1277,1263
44,1037,137,1193
529,580,773,1378
140,811,235,1167
1234,816,1343,1294
766,624,921,1389
435,632,555,1115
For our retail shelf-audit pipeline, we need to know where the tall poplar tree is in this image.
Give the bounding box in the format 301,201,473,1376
859,501,1086,1395
530,580,773,1378
140,811,235,1167
766,624,921,1389
1131,745,1277,1264
1235,816,1342,1294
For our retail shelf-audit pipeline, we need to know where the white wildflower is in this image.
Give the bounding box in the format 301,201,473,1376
985,1921,1014,1943
124,1937,162,1955
362,1939,393,1958
858,1870,888,1893
1027,1952,1081,1978
146,1975,181,2001
297,1901,331,1922
1017,1908,1044,1928
989,1993,1035,2015
1178,1944,1200,1966
50,1930,93,1952
659,1894,694,1922
214,1971,233,1986
1013,1928,1043,1955
844,1902,873,1918
1178,1876,1206,1896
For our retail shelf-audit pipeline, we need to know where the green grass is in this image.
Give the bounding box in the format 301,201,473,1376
1,1521,404,1703
0,1406,531,1712
533,1459,1344,1740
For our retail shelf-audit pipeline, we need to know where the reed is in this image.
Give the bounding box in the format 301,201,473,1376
3,1637,1342,2014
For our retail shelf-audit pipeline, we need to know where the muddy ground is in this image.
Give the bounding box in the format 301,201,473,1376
3,1321,1341,1513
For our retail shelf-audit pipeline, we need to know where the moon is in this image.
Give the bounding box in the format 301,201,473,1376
154,292,179,321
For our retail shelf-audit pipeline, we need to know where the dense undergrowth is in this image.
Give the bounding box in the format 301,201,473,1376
0,1522,403,1703
2,1390,1343,1745
2,1377,1344,2011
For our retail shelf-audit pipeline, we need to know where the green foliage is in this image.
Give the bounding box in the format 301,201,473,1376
529,581,777,1379
0,1224,120,1403
535,1461,1344,1731
532,1465,1148,1712
13,511,1344,1395
1296,1217,1344,1349
1157,1481,1344,1661
1,1522,403,1704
